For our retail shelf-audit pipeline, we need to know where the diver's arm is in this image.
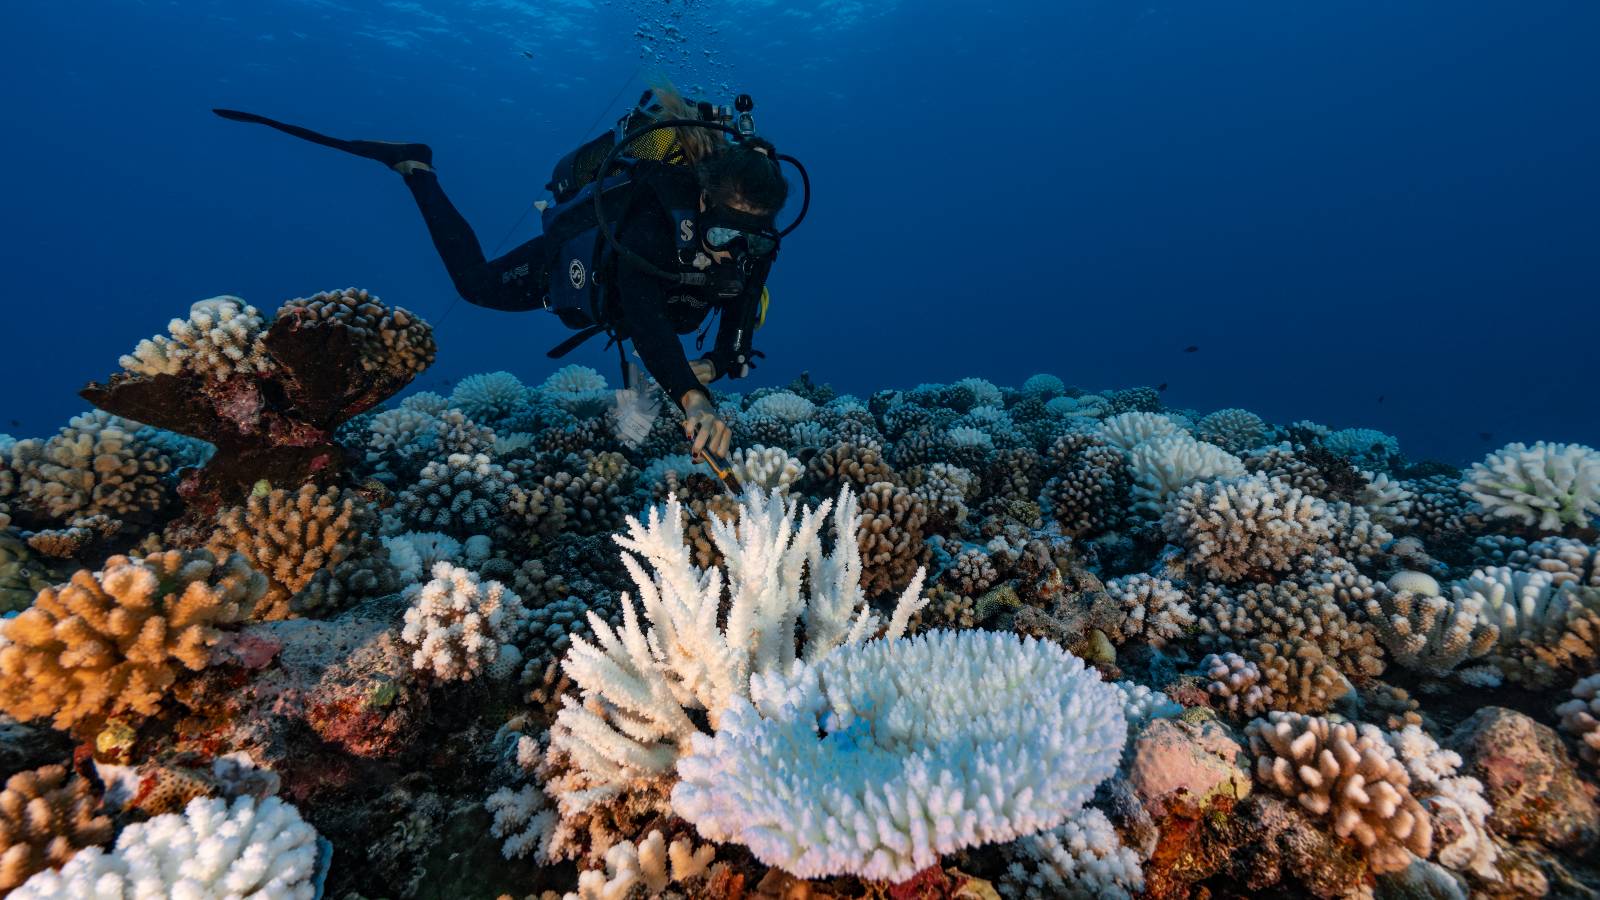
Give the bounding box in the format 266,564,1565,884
401,170,547,312
699,263,771,382
614,202,708,410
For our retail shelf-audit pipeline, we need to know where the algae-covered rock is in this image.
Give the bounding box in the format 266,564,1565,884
1127,716,1251,819
1445,706,1600,851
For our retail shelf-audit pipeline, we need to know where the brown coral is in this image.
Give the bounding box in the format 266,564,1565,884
856,481,930,597
802,441,898,496
207,484,395,620
1245,711,1432,874
1039,432,1129,538
1195,563,1385,683
0,550,265,734
1164,474,1337,584
6,412,170,525
1253,640,1350,715
0,764,113,891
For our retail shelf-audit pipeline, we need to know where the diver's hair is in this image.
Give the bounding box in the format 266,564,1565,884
650,84,719,165
698,140,790,214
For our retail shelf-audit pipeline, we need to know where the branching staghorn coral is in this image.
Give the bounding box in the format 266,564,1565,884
672,629,1126,882
10,796,321,899
1103,573,1196,648
207,483,395,620
1130,435,1246,516
400,562,529,681
0,764,113,892
118,296,274,381
1555,674,1600,771
541,487,927,862
998,806,1144,900
0,550,265,734
6,412,171,524
1463,441,1600,532
1164,474,1336,583
1245,711,1432,874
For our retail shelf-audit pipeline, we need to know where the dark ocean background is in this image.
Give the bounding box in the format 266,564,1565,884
3,0,1596,464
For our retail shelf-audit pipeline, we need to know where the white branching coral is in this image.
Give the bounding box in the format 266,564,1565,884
485,782,557,862
1384,726,1499,881
540,365,611,416
729,445,803,494
1163,474,1335,583
1246,712,1432,874
1450,565,1600,686
998,807,1144,900
747,391,816,423
1463,441,1600,532
1103,574,1195,647
118,296,274,381
450,371,527,424
1129,435,1246,516
1360,471,1417,529
366,408,442,460
672,629,1125,882
1365,583,1499,680
543,487,927,861
1556,674,1600,771
382,532,464,584
11,796,321,900
1099,412,1188,455
400,562,529,680
562,829,719,900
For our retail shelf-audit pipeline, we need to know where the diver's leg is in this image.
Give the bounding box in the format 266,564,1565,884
402,169,548,311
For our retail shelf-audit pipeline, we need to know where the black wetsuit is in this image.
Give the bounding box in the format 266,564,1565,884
401,169,763,407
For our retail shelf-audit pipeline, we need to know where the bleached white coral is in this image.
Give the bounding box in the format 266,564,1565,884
1361,471,1418,529
382,531,463,584
747,391,816,423
1104,574,1195,647
485,783,557,861
540,365,611,416
1113,681,1181,750
400,561,529,680
954,377,1004,406
11,795,320,899
366,407,441,460
1463,441,1600,532
1099,412,1188,455
946,425,994,451
450,371,527,424
1129,435,1246,515
999,807,1144,900
729,445,803,493
1384,726,1498,881
118,296,273,381
1046,395,1108,419
544,487,928,859
672,629,1126,882
1022,373,1066,398
400,391,451,416
1450,566,1600,685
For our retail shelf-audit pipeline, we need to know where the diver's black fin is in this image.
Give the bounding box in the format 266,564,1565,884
212,108,432,169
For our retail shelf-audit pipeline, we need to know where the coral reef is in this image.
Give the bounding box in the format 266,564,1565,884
82,287,435,513
673,629,1125,881
0,550,264,734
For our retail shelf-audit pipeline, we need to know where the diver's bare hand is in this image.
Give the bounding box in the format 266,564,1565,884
681,391,732,459
689,358,717,386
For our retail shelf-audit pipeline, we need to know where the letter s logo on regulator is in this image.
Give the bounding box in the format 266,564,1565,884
679,218,695,243
568,259,587,289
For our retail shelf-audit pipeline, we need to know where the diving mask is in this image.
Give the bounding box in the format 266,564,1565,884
700,206,779,258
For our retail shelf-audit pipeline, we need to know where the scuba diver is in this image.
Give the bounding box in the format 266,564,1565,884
214,87,807,463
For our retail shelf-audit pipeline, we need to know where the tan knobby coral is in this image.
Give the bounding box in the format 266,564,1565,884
1163,474,1336,583
1555,674,1600,771
117,296,274,381
0,764,113,891
1103,573,1195,648
274,287,436,378
1364,583,1498,679
0,551,264,733
7,413,170,523
1202,651,1275,718
207,484,394,620
1246,711,1433,874
857,481,930,596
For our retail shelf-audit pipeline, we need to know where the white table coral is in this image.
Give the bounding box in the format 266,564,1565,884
671,628,1125,882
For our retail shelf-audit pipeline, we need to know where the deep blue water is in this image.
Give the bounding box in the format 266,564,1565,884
3,0,1596,463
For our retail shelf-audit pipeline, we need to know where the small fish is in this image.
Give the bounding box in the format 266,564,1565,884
1157,382,1169,393
1183,345,1199,353
520,50,534,60
534,199,549,212
1478,431,1494,442
251,479,272,498
6,419,17,427
1377,395,1385,404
